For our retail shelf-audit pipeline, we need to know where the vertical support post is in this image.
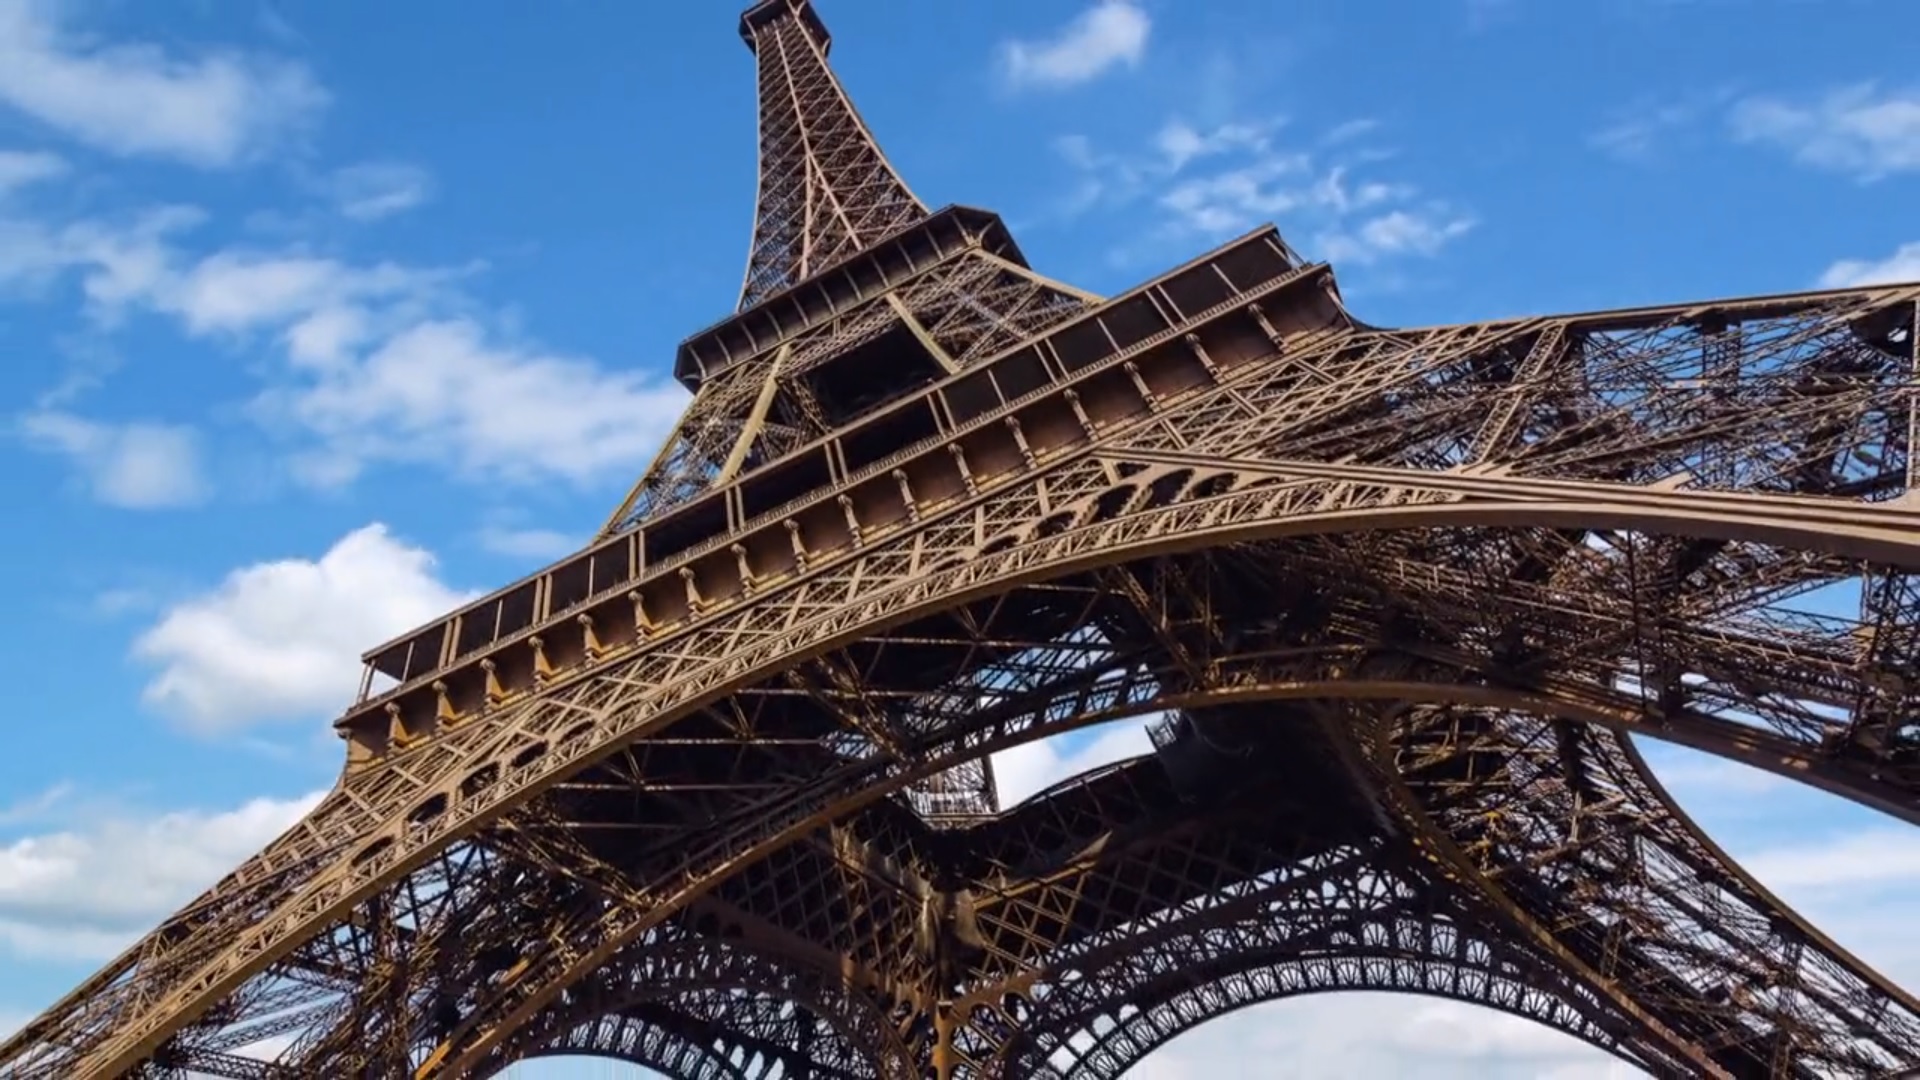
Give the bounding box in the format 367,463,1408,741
932,1001,959,1080
1908,300,1919,493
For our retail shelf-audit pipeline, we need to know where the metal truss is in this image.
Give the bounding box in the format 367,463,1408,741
733,0,924,311
5,1,1920,1078
503,995,864,1080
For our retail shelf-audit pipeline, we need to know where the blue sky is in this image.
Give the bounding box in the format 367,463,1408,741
0,0,1916,1075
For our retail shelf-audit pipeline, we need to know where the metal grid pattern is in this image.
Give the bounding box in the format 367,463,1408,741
2,2,1917,1078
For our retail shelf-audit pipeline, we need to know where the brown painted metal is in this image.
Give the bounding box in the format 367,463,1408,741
4,0,1919,1076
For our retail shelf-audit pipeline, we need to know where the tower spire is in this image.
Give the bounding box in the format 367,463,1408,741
736,0,927,310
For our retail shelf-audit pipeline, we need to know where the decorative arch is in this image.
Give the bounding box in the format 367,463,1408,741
473,933,910,1080
508,992,871,1080
504,1004,755,1080
974,844,1662,1078
1020,951,1645,1079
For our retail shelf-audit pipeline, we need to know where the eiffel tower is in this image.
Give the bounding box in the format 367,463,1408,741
7,0,1920,1076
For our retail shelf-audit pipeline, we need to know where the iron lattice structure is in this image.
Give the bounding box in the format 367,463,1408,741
6,1,1920,1076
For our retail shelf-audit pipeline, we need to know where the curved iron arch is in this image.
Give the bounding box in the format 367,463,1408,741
968,840,1660,1078
68,496,1920,1078
506,992,876,1080
356,508,1920,1077
502,1004,756,1080
473,934,910,1080
1016,953,1649,1079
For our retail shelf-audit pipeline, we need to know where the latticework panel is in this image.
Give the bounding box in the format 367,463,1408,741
735,0,924,311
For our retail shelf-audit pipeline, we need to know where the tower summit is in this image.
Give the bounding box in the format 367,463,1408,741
735,0,927,310
599,0,1098,542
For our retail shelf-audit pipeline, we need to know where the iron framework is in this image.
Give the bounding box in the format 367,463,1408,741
3,0,1919,1076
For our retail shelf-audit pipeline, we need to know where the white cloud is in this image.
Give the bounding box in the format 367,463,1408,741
0,784,70,828
1819,242,1920,288
999,0,1150,91
267,317,690,488
1317,208,1477,266
990,717,1157,807
1731,83,1920,180
1591,101,1704,161
0,789,322,961
0,12,681,497
161,250,445,339
1159,156,1313,233
1321,118,1379,146
16,409,209,508
0,148,64,195
132,523,476,733
324,161,433,222
0,202,201,300
477,525,580,562
1742,829,1920,892
6,214,688,490
0,0,326,167
1153,119,1278,173
1055,118,1473,271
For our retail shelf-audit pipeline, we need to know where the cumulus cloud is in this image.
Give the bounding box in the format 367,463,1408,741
1731,83,1920,181
1819,242,1920,288
0,789,322,961
999,0,1150,91
0,0,326,167
132,523,476,732
16,409,209,508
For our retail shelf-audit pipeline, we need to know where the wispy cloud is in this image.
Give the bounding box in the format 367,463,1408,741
0,784,71,829
1592,82,1920,181
323,161,433,222
0,148,65,196
0,0,326,167
16,409,209,509
1317,209,1475,266
1730,83,1920,181
1051,116,1473,271
1742,828,1920,892
3,203,688,490
0,788,323,960
476,524,579,562
998,0,1150,91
